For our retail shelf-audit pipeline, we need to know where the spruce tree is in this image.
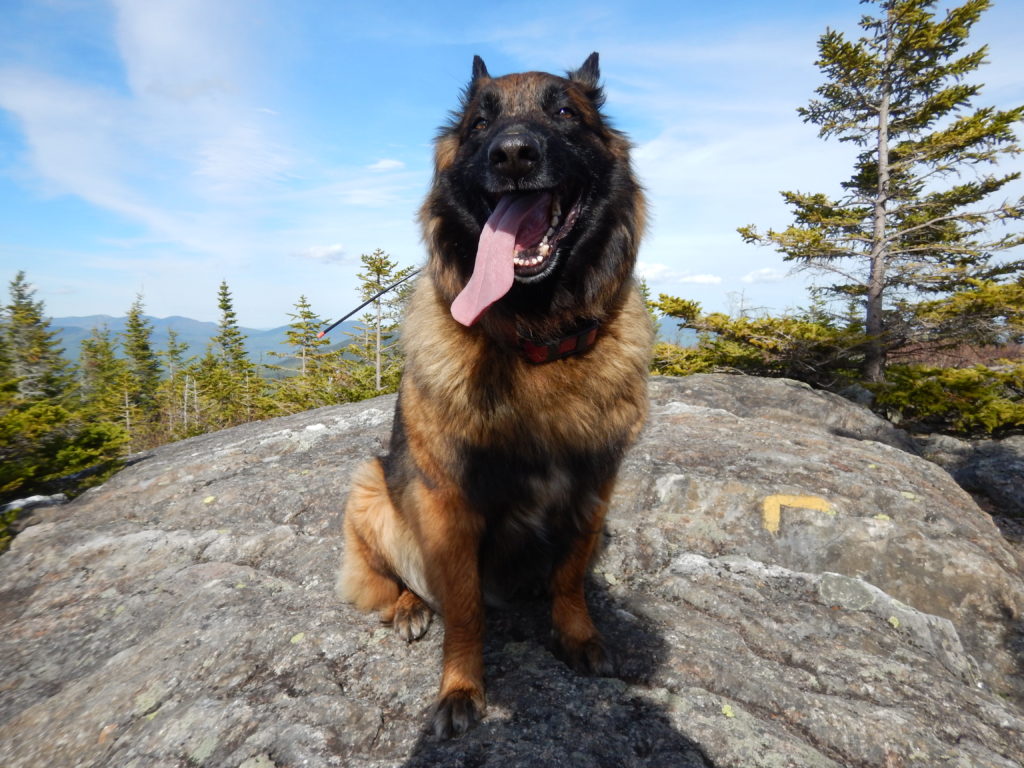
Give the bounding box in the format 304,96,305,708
268,296,345,412
739,0,1024,382
282,295,331,378
210,281,251,373
79,325,127,424
2,271,73,399
194,281,262,427
157,328,198,437
121,295,162,422
345,249,416,393
0,274,123,503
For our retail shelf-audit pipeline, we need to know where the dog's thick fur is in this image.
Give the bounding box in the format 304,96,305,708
339,53,652,738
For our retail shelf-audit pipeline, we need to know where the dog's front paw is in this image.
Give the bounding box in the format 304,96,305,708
431,689,485,739
393,590,433,642
554,632,616,677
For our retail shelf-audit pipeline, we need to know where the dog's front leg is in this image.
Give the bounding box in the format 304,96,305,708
550,482,615,677
415,482,486,738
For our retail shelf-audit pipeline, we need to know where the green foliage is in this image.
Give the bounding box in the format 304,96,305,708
268,296,350,413
192,281,266,429
913,278,1024,346
121,295,162,415
0,505,18,552
79,325,127,423
652,294,866,389
156,328,200,439
0,258,421,546
3,271,73,399
653,288,1024,437
872,362,1024,434
0,274,126,510
0,396,125,500
0,399,73,498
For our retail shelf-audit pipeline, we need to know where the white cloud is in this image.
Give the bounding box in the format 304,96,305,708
295,243,348,264
367,158,405,172
680,274,724,285
742,267,787,284
638,262,722,285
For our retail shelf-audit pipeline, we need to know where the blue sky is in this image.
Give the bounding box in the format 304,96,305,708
1,0,1022,328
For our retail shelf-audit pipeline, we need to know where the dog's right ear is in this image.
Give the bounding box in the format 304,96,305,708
471,55,490,83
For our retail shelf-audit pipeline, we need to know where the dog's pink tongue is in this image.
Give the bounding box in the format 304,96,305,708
451,193,550,326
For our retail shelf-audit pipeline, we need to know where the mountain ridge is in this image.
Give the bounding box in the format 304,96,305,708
48,314,696,362
47,314,361,362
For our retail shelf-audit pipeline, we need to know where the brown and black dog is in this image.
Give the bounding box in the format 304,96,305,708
339,52,652,738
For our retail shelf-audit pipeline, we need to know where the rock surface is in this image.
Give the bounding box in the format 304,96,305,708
918,433,1024,518
2,373,1023,768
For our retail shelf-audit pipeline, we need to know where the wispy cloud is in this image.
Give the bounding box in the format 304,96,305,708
742,267,788,284
295,243,347,264
638,262,722,285
367,158,405,171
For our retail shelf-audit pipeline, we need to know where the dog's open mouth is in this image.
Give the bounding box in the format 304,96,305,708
505,192,580,276
450,190,580,326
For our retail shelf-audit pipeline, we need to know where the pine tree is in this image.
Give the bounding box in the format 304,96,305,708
739,0,1024,382
345,249,416,393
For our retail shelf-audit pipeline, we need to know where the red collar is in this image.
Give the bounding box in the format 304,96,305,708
518,320,600,364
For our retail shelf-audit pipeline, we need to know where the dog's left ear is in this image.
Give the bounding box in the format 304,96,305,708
471,55,490,84
568,52,604,108
569,52,600,89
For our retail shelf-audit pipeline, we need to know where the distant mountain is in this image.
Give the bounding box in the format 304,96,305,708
48,315,360,363
48,314,695,364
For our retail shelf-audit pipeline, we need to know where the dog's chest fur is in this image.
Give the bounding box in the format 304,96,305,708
392,277,651,595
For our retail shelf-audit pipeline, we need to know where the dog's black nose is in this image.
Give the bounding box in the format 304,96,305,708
488,131,542,179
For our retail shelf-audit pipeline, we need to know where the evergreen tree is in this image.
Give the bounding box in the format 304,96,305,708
121,295,161,414
283,295,332,377
739,0,1024,382
269,296,345,412
2,271,73,399
193,281,262,427
210,281,251,373
0,275,123,505
345,249,416,394
79,325,128,425
157,328,199,437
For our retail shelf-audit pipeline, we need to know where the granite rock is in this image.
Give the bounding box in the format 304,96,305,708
1,374,1022,768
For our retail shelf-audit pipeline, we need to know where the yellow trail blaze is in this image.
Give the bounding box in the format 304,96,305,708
761,494,832,534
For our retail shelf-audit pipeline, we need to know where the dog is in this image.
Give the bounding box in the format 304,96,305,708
339,52,652,738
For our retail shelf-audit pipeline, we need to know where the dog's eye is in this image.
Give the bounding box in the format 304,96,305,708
556,106,576,119
471,117,489,132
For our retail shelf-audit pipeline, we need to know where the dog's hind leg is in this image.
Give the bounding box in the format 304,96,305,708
338,459,435,640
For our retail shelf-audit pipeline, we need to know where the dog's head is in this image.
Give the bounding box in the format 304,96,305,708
421,53,646,338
